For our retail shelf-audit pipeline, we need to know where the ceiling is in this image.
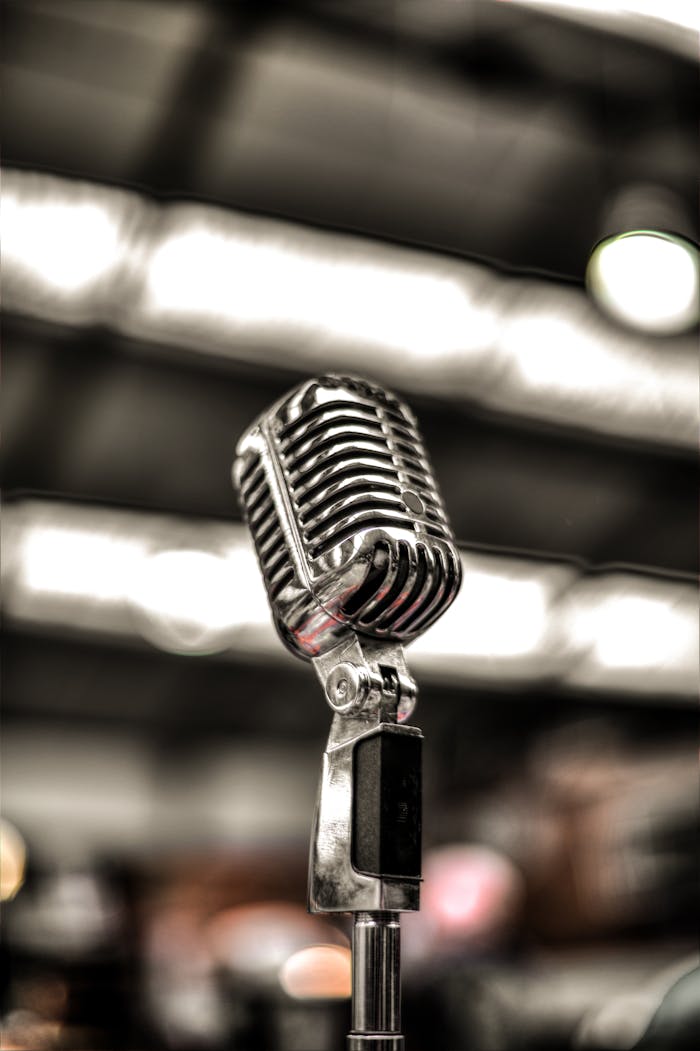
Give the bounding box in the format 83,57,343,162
2,0,697,723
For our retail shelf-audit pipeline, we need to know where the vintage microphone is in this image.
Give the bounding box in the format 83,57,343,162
233,374,462,1050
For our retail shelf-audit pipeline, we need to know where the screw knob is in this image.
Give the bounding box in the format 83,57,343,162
325,662,369,713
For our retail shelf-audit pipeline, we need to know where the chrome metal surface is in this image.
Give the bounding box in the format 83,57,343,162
347,1039,403,1050
308,636,421,915
233,374,462,661
324,662,371,714
351,913,401,1033
307,719,422,914
347,912,402,1049
313,635,417,723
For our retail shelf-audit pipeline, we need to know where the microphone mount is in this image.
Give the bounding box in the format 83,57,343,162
314,634,417,722
310,635,420,915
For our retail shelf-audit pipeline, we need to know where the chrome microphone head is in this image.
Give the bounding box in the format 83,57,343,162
233,374,462,661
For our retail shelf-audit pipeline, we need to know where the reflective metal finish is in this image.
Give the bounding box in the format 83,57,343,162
348,912,402,1050
233,374,462,660
308,718,422,914
308,636,421,915
347,1039,403,1050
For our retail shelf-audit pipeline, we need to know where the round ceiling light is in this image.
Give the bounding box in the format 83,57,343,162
587,229,699,336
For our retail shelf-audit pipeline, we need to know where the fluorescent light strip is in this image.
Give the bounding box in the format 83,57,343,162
2,169,697,451
502,0,700,59
2,500,696,700
513,0,700,32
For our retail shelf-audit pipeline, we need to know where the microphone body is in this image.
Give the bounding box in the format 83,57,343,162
233,374,462,1050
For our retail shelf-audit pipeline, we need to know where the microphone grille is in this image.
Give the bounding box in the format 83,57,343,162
278,375,454,555
235,375,461,656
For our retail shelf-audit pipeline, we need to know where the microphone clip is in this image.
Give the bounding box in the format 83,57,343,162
308,637,422,914
314,635,417,724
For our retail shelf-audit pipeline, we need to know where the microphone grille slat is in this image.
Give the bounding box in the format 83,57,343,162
406,546,459,634
277,399,378,443
298,480,402,526
310,514,417,560
270,568,295,600
294,463,399,509
289,444,395,488
393,546,446,634
338,540,393,619
304,495,407,540
284,416,386,461
377,542,429,632
236,450,295,602
358,539,412,625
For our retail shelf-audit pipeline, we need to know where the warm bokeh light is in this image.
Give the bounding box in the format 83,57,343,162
0,819,27,901
207,903,348,986
402,843,524,966
0,1010,63,1051
587,231,699,335
421,844,524,938
279,944,352,1001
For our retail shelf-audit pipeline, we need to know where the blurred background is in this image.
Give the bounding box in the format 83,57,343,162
1,1,698,1049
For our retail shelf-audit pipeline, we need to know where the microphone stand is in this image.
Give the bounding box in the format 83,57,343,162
349,912,401,1050
310,635,422,1051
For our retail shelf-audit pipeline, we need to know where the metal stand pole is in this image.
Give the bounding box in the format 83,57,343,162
310,638,421,1051
347,912,403,1050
